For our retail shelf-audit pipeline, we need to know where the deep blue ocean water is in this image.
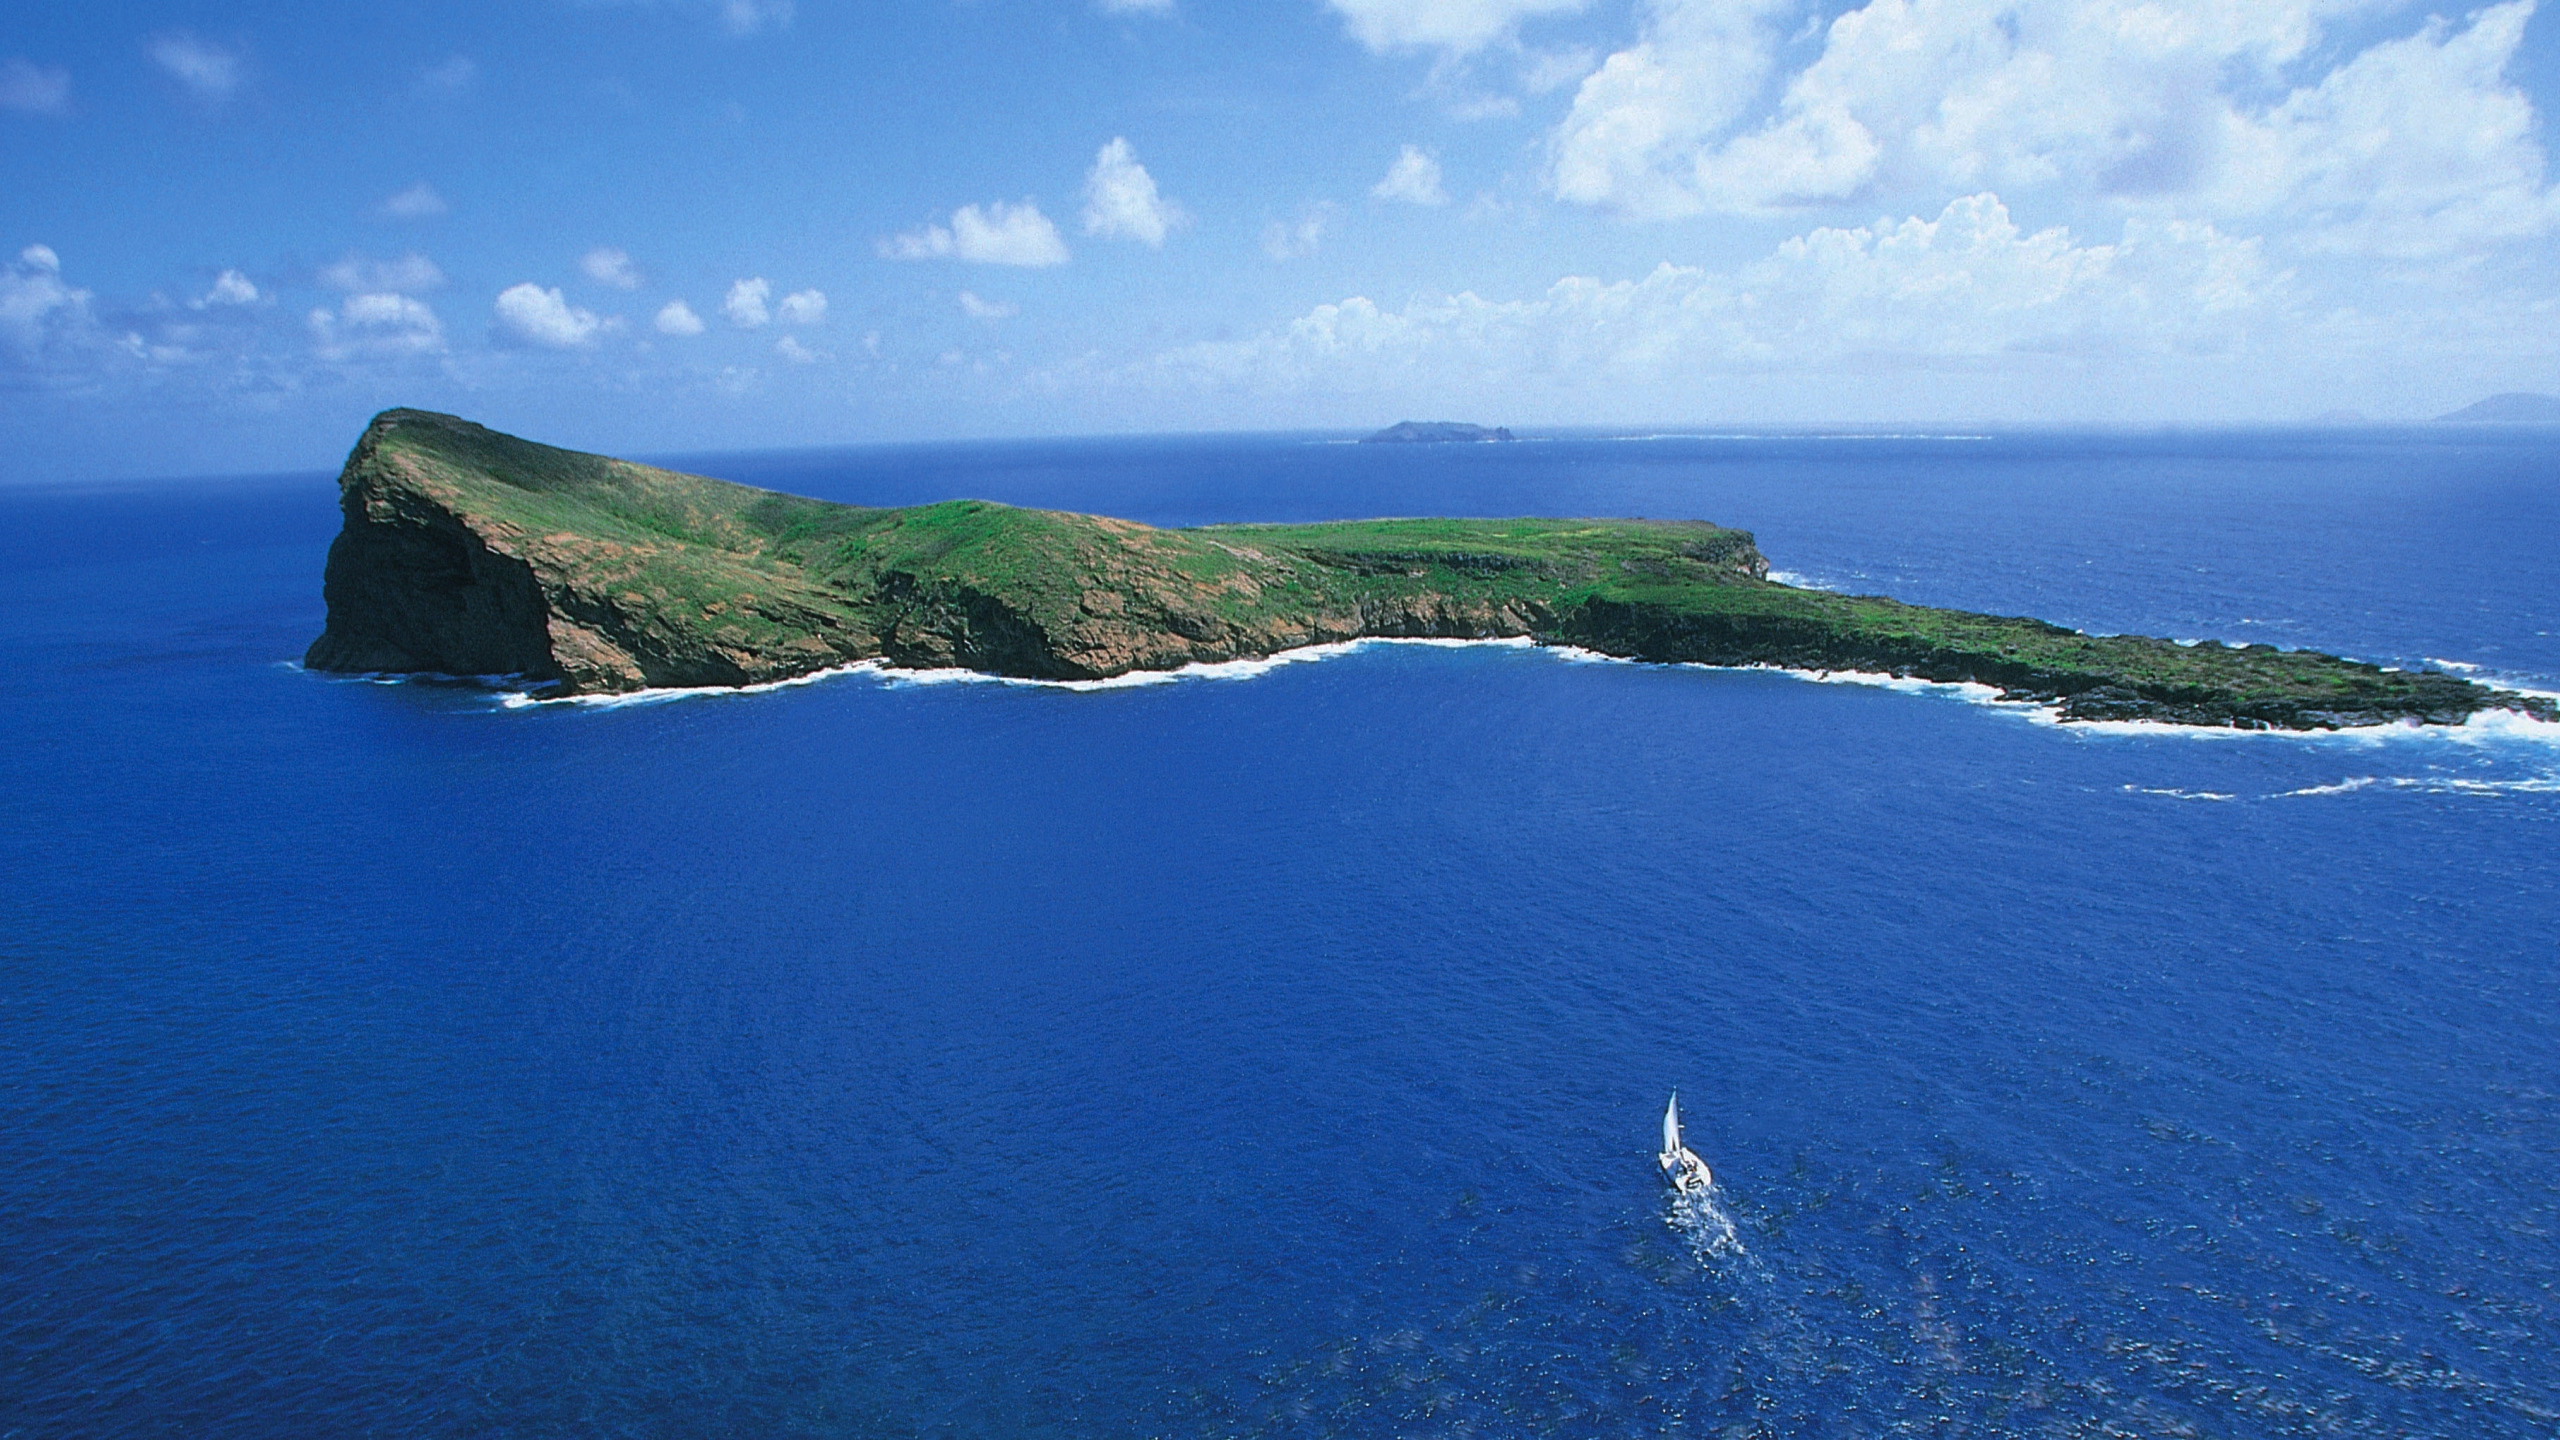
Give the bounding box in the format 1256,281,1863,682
4,428,2558,1438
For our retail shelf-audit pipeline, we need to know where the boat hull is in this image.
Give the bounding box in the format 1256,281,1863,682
1659,1146,1712,1194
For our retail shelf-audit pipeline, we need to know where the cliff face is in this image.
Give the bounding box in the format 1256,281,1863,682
305,410,2551,730
304,457,557,680
305,410,879,690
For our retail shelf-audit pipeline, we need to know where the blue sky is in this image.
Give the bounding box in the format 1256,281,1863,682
6,0,2560,479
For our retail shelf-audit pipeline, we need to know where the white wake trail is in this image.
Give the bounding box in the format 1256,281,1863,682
1668,1183,1745,1264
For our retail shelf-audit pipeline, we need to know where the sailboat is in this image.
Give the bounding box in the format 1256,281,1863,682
1658,1091,1713,1194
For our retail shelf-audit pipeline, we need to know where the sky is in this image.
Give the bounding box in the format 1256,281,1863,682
5,0,2560,480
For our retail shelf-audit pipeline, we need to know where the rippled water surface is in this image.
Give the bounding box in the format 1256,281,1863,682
4,428,2557,1437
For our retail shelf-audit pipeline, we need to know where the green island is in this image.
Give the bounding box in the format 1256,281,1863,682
305,409,2551,729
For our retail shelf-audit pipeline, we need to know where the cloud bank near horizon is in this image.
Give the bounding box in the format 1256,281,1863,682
4,0,2558,474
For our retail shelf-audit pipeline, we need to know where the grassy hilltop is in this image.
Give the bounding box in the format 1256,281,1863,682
306,410,2548,729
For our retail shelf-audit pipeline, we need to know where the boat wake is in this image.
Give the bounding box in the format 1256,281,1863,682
1667,1183,1744,1264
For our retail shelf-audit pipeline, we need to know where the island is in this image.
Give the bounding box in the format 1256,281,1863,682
305,410,2551,729
1361,421,1517,443
2434,393,2560,423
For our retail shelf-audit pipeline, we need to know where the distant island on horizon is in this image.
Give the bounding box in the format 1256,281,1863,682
2435,392,2560,423
1361,421,1518,444
302,410,2550,730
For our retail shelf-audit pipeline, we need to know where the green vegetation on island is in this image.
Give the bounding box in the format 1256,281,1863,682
305,409,2551,729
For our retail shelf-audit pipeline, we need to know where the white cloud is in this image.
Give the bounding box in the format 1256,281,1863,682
1082,138,1187,246
959,290,1017,320
2220,3,2560,257
310,292,445,361
1372,145,1450,205
723,0,795,34
777,288,827,324
379,183,448,220
582,247,642,289
2,245,99,370
1263,202,1338,261
415,55,475,94
322,253,445,294
1145,193,2282,398
492,283,603,348
775,334,828,363
1327,0,1592,55
1547,0,2560,256
1547,0,1798,220
655,299,707,335
724,277,772,327
150,33,244,103
0,58,71,115
883,200,1071,267
193,270,259,308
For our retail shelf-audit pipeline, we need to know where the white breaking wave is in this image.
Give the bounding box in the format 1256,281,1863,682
2123,785,2239,801
2280,772,2560,798
477,638,2560,765
2031,703,2560,746
1764,570,1841,591
497,660,884,710
1754,666,2016,709
494,636,1545,709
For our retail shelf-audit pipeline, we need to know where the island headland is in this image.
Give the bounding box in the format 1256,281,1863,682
1362,421,1516,443
306,410,2551,729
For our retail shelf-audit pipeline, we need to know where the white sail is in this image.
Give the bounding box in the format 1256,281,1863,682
1662,1091,1681,1156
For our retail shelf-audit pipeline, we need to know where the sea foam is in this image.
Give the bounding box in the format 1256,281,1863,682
481,638,2560,743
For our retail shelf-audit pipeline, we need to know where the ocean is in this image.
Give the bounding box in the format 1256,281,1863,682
3,427,2556,1437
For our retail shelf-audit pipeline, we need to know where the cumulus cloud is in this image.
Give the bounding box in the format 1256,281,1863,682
379,183,448,220
1547,0,2560,256
1082,138,1187,246
775,334,828,363
150,33,245,103
0,246,196,380
192,270,259,308
2,245,99,371
322,253,444,294
1263,202,1338,261
492,283,603,348
310,292,445,361
1,58,71,115
655,299,706,335
724,277,772,327
1327,0,1591,54
777,288,827,324
959,290,1017,320
1372,145,1451,205
2221,4,2560,257
581,247,642,289
883,201,1071,267
1144,193,2280,399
